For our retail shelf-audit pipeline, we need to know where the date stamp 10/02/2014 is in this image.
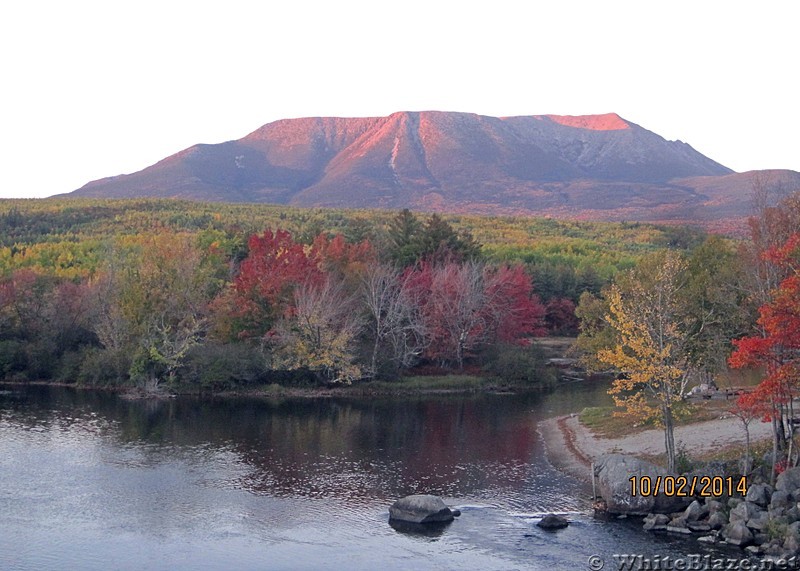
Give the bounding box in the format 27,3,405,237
629,475,748,498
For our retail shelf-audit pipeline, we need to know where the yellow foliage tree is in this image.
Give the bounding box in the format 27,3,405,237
269,278,364,384
598,252,693,473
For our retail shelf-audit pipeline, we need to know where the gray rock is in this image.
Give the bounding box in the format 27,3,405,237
785,534,800,553
655,513,670,524
537,514,569,530
730,501,763,523
687,521,711,532
746,483,772,507
697,534,717,543
763,541,787,556
787,521,800,537
722,521,754,546
769,506,786,519
771,515,789,527
389,495,455,524
667,525,692,534
706,499,723,513
770,490,791,511
746,512,770,531
776,467,800,494
708,511,727,530
643,513,669,531
684,463,726,493
668,516,688,529
593,454,688,515
745,545,762,555
684,500,706,522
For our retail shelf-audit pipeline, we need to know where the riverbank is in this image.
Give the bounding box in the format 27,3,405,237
0,375,554,400
539,412,774,482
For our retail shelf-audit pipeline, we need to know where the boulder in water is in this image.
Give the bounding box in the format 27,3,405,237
389,495,456,524
537,514,569,530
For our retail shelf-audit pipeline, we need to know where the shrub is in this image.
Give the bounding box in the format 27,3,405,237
0,339,25,378
181,342,265,392
77,347,131,387
482,342,556,387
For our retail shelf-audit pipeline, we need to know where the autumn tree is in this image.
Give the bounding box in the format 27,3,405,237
92,234,219,391
598,252,694,473
361,263,428,376
730,233,800,478
482,264,546,343
730,391,768,477
407,261,544,369
311,232,374,287
268,278,365,384
544,297,579,336
572,290,615,372
741,183,800,316
683,236,751,384
227,229,323,338
408,262,485,368
216,229,378,383
0,270,97,380
220,229,373,340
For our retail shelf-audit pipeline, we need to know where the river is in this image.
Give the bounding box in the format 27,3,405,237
0,383,744,570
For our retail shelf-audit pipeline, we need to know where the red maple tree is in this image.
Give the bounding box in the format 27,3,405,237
222,229,323,337
730,232,800,475
404,262,545,368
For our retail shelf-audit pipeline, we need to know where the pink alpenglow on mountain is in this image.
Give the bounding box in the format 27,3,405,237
542,113,631,131
66,111,800,230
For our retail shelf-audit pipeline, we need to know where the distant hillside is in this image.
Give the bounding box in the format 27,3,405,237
65,111,800,228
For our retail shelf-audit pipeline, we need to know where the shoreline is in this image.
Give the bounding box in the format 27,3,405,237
540,412,774,482
539,415,595,483
0,378,551,400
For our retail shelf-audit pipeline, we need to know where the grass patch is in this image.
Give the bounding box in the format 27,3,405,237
210,374,496,399
579,400,734,439
692,437,772,466
579,406,641,438
348,374,489,394
638,437,773,474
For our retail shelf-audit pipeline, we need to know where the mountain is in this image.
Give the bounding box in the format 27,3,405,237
66,111,800,228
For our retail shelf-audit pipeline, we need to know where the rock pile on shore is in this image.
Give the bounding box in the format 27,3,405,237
595,454,800,559
639,469,800,559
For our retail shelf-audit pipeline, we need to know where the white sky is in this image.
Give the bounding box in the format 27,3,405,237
1,0,798,199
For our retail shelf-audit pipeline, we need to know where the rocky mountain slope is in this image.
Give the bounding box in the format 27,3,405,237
66,111,800,228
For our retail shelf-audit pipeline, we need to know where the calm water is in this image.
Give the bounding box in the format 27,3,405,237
0,383,740,570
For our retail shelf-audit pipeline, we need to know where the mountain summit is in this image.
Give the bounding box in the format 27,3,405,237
67,111,799,227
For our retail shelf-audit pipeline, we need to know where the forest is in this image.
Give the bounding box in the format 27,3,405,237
0,195,781,400
572,191,800,474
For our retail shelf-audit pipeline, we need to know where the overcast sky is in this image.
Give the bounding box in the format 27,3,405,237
1,1,797,199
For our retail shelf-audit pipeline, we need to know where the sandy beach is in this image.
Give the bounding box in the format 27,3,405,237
539,412,774,482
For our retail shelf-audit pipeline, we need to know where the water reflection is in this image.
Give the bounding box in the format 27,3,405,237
388,518,452,538
3,382,724,571
2,386,584,508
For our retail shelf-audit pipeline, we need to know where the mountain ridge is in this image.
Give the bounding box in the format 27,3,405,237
65,111,799,229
